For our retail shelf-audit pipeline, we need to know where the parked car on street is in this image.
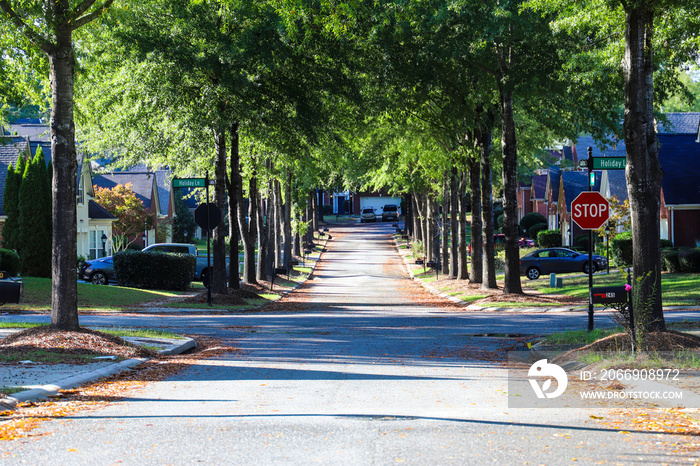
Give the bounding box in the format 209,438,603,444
519,247,608,280
381,204,399,222
80,256,114,285
360,208,377,223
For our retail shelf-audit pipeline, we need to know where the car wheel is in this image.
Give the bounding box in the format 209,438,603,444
90,271,108,285
526,267,541,280
584,262,596,274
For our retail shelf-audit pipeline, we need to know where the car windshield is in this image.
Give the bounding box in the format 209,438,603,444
383,206,397,211
362,209,374,214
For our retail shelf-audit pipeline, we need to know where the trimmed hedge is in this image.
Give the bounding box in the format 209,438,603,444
611,232,633,266
537,229,562,248
520,213,546,236
661,248,682,273
660,239,674,249
679,248,700,273
0,249,21,276
528,223,548,242
113,250,196,291
574,233,598,251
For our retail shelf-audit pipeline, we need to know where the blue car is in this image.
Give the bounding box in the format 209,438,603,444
519,247,607,280
79,256,115,285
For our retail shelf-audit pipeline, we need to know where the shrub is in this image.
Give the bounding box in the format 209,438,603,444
0,249,21,276
113,250,196,291
319,204,333,216
528,223,548,241
537,229,561,248
661,248,682,273
519,213,546,236
679,248,700,273
611,231,633,266
660,239,674,249
574,234,598,251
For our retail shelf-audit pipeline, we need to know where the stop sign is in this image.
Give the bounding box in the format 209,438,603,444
571,191,610,230
194,202,222,231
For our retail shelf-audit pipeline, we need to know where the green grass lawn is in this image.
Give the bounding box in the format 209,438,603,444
523,272,700,306
9,277,185,312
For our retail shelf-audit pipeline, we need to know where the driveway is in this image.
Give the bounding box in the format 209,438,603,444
2,222,697,464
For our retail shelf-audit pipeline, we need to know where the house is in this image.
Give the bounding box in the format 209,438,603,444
658,132,700,247
0,120,116,260
557,170,602,246
92,164,175,247
543,167,561,231
516,181,533,221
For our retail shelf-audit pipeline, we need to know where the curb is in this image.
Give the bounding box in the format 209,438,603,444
0,337,196,409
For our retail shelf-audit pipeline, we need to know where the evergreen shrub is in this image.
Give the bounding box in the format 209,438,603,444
678,248,700,273
537,229,561,248
114,250,195,290
611,232,633,266
0,249,21,276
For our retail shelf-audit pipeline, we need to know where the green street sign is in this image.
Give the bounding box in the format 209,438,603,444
592,157,626,170
173,178,206,188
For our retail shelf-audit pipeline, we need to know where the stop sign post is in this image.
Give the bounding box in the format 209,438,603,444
571,191,610,230
579,147,613,332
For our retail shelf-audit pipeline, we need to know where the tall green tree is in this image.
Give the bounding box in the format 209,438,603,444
18,147,51,277
172,190,196,244
0,0,115,330
2,156,23,251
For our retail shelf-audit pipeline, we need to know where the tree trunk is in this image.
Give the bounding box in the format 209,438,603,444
256,190,267,282
499,84,523,294
468,157,482,283
311,189,319,232
480,128,497,289
457,170,469,280
441,173,450,275
50,39,79,330
232,140,257,284
273,179,283,267
227,123,240,290
211,125,228,294
284,171,293,268
305,190,314,247
449,167,459,279
623,4,664,331
425,195,434,263
412,193,422,244
405,193,413,237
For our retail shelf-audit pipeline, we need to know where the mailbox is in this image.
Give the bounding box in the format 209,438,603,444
591,286,627,305
0,271,22,304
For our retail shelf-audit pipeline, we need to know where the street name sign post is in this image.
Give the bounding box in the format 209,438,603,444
578,148,613,332
592,157,626,170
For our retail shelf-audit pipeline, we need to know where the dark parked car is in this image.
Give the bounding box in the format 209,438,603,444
381,204,399,222
80,256,115,285
519,247,608,280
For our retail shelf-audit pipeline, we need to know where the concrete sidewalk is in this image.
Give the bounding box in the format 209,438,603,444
0,329,195,410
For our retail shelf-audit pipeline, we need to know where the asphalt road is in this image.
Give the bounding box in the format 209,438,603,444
3,223,699,464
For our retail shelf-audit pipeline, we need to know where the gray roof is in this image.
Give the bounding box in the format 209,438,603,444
560,171,602,211
3,122,50,141
531,174,547,200
659,134,700,205
88,200,117,220
155,169,172,215
606,170,629,202
657,113,700,135
572,134,626,159
93,172,156,210
547,167,561,203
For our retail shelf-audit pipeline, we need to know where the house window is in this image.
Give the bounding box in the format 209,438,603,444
89,230,107,259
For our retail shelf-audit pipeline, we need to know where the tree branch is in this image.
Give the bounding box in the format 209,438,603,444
71,0,114,30
0,1,54,53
